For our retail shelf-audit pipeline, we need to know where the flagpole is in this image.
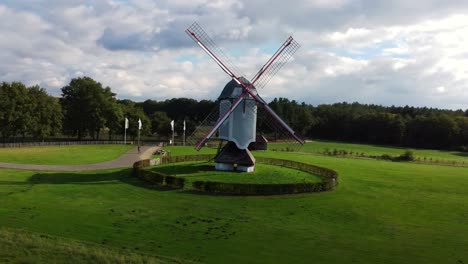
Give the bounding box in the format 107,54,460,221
170,120,175,146
124,117,128,145
137,118,142,153
172,128,175,146
183,120,186,146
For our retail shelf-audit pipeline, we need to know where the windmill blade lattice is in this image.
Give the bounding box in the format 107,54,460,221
256,105,303,152
186,98,303,152
185,22,305,158
185,104,221,148
250,36,300,90
186,22,245,79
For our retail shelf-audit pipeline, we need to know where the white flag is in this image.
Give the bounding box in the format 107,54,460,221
170,120,174,131
183,120,186,131
125,117,129,129
138,118,142,130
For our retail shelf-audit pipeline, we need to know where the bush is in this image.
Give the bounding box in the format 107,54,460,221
191,181,328,195
380,154,393,161
165,175,185,189
397,150,415,161
142,171,164,185
459,146,468,152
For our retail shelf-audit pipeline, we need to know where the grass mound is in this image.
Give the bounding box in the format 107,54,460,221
151,162,322,186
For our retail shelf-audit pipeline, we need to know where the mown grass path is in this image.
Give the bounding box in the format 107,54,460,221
0,145,159,171
0,145,135,165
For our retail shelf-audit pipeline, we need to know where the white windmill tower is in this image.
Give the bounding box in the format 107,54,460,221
186,23,304,172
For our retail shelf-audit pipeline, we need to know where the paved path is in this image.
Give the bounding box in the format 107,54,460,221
0,146,160,171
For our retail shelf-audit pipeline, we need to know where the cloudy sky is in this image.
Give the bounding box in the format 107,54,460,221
1,0,468,109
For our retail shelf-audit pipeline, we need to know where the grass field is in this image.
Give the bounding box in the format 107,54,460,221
0,145,134,165
1,144,467,263
270,140,468,163
0,227,173,263
151,162,322,185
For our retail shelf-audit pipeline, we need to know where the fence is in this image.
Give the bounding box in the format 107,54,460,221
132,154,339,195
0,141,166,148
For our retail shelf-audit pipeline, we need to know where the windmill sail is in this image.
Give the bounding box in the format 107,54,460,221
185,22,304,151
250,36,300,90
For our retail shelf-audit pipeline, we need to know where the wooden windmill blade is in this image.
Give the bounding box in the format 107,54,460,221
185,22,245,80
185,22,251,150
189,94,247,151
245,36,304,145
250,36,300,90
255,95,305,145
185,22,304,152
256,104,304,150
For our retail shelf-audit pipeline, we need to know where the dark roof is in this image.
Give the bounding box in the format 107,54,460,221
218,76,255,100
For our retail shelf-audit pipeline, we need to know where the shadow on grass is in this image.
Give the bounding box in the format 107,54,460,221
453,151,468,158
26,169,174,191
0,181,31,185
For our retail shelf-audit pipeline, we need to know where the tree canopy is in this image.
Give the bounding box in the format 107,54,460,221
1,77,468,151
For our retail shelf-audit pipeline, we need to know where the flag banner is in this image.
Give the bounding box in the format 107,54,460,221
171,120,174,131
138,118,142,130
125,117,129,129
183,120,186,131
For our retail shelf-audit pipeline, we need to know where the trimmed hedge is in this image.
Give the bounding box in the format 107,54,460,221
192,181,326,195
132,155,338,195
160,154,214,164
165,175,185,189
132,159,185,189
191,157,338,195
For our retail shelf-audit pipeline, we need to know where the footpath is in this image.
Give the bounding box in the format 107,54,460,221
0,146,160,171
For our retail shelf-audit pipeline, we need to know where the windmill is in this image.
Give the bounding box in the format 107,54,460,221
186,22,305,172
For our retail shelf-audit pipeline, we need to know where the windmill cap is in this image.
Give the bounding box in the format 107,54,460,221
218,77,257,100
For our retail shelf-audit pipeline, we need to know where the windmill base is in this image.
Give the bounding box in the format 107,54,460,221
215,163,255,172
214,141,255,173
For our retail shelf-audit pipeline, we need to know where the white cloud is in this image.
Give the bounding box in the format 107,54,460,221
0,1,468,110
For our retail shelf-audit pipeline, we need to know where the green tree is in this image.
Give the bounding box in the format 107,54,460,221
0,82,30,141
27,85,62,140
119,100,151,140
150,111,171,137
61,77,120,140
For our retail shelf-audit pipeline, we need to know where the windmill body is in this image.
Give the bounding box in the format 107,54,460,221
185,22,305,173
218,77,257,149
216,77,258,172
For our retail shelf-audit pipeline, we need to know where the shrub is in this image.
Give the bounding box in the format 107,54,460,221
459,146,468,152
380,154,393,160
165,175,185,189
191,181,330,195
397,150,415,161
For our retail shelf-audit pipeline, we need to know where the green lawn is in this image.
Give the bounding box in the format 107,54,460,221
1,146,467,263
271,140,468,163
0,145,134,165
151,162,321,186
0,227,173,263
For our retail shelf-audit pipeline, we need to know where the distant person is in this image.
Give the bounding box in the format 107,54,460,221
138,146,141,154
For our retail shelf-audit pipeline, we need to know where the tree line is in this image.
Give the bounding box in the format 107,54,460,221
1,76,468,150
269,98,468,150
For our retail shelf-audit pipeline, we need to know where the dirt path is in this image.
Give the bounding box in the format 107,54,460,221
0,146,160,171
